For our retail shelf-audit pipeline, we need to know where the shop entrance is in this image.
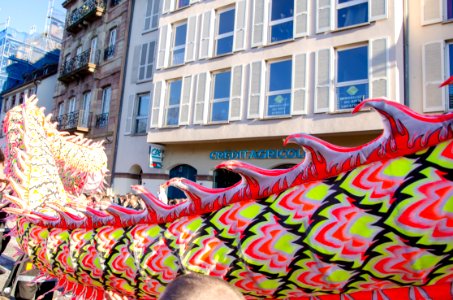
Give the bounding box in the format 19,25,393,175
168,164,197,200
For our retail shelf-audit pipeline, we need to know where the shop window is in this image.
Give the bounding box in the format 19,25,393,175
135,94,150,134
213,169,241,188
165,79,182,126
449,43,453,109
270,0,294,43
216,7,235,56
211,70,231,123
267,59,292,117
168,164,197,200
172,22,187,66
144,0,161,31
336,45,368,110
337,0,369,28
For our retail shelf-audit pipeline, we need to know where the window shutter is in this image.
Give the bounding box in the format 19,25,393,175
370,0,387,21
315,48,331,113
151,81,163,128
124,95,135,135
230,65,243,121
130,45,141,83
248,61,264,118
199,10,214,59
423,41,445,112
295,0,308,37
146,41,156,79
316,0,332,33
292,53,307,115
179,76,192,125
251,0,266,47
157,25,170,69
370,37,388,99
162,0,174,14
234,0,247,51
194,73,208,124
138,43,148,81
185,15,197,62
422,0,442,25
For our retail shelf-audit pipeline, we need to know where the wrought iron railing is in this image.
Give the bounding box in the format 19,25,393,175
66,0,106,29
104,44,115,60
95,112,109,128
56,110,92,131
60,49,99,77
111,0,122,6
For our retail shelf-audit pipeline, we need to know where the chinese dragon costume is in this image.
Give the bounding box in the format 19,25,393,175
2,93,453,299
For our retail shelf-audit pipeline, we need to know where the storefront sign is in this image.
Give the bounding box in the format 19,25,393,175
209,148,304,160
149,144,165,169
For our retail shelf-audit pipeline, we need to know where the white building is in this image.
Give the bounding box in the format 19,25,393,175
113,0,161,194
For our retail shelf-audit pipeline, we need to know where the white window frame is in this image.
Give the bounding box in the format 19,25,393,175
210,69,231,123
215,6,235,56
81,91,91,126
266,58,292,117
165,79,183,127
108,28,117,47
144,0,161,31
101,86,112,114
138,41,156,81
336,0,369,29
134,93,150,134
171,22,187,66
335,44,369,112
269,0,294,43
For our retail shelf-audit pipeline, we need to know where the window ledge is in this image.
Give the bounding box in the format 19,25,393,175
132,132,147,136
137,78,153,84
329,21,373,34
142,27,158,35
442,19,453,25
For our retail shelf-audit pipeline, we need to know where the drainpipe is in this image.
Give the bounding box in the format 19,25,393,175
403,0,409,106
111,0,135,188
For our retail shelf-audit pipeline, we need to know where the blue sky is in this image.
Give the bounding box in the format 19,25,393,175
0,0,65,33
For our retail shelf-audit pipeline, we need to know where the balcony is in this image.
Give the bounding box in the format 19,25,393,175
56,110,92,133
66,0,106,34
103,44,115,60
95,112,109,128
59,49,99,83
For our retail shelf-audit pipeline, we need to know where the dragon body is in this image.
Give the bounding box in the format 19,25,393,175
3,97,453,299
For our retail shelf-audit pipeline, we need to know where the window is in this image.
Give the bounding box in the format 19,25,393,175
337,0,369,28
267,59,292,117
168,164,196,200
144,0,160,31
216,8,235,56
105,28,116,60
97,86,111,128
449,43,453,109
270,0,294,43
81,92,91,127
90,37,98,63
139,41,156,81
336,45,368,110
135,94,150,134
211,70,231,122
166,79,182,126
68,97,77,114
448,0,453,20
177,0,189,9
172,23,187,66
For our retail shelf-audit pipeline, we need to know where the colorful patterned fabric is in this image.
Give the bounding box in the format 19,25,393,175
3,97,453,299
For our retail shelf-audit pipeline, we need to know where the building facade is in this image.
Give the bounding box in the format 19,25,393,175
408,0,453,113
113,0,161,194
0,63,59,149
122,0,405,199
54,0,132,179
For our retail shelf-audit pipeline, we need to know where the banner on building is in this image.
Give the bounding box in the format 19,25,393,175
149,144,165,169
